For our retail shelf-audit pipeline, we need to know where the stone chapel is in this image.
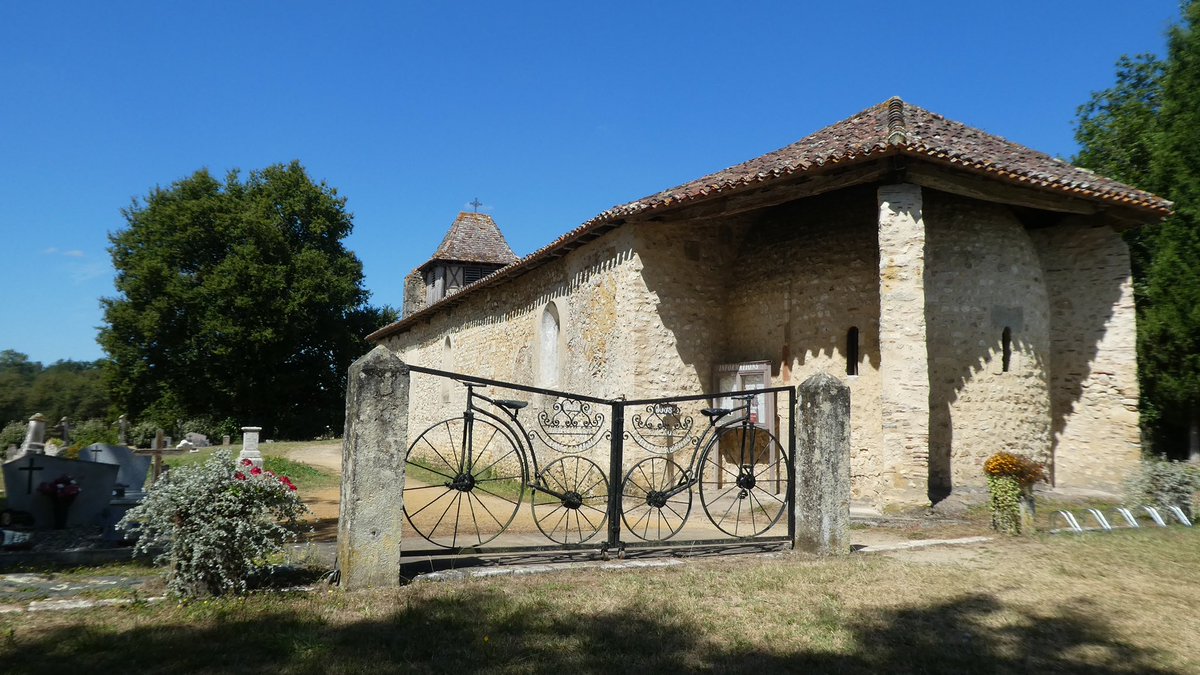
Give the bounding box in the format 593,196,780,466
370,98,1171,508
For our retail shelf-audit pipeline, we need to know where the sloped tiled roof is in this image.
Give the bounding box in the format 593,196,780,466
423,212,518,267
593,97,1170,221
370,98,1171,342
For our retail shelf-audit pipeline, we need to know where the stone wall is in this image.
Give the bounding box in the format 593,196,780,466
402,269,425,317
923,191,1052,498
1030,219,1140,490
722,188,885,504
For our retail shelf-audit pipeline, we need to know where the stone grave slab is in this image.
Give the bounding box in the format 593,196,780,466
81,444,152,493
2,454,119,529
184,432,209,447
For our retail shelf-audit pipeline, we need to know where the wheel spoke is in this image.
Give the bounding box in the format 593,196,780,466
473,480,522,505
406,487,454,519
428,490,460,540
420,435,458,476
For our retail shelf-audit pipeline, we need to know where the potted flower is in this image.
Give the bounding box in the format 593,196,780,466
38,474,82,529
983,452,1045,535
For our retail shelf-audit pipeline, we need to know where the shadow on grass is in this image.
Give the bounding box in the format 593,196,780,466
2,590,1179,674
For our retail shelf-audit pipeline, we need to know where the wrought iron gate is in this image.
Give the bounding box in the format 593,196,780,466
401,365,795,558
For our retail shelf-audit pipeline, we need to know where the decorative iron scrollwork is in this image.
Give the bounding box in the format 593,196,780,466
532,397,607,453
626,402,698,454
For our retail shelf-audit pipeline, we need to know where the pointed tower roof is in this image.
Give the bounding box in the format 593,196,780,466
421,212,518,269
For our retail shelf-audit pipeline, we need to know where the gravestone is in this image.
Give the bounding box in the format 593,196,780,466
81,443,153,542
222,435,231,447
59,417,71,446
117,415,128,446
184,432,210,447
239,427,263,468
1,454,119,529
81,444,151,494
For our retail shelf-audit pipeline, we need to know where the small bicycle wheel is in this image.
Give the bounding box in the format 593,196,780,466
403,415,526,548
698,425,788,538
531,455,609,545
620,456,692,542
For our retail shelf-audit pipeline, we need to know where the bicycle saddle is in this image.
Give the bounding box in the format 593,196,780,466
495,399,528,410
700,407,730,419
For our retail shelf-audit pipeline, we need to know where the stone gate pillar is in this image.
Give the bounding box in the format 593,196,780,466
338,346,410,589
878,183,930,506
794,372,851,555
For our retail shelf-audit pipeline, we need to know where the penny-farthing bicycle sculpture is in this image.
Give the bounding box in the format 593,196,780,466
620,395,789,542
403,382,609,549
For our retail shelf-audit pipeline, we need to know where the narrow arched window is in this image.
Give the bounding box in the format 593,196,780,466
846,327,860,376
1001,327,1012,373
441,337,453,403
540,303,560,386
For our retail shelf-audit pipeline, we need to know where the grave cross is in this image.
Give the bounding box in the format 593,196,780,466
18,454,44,495
470,197,482,212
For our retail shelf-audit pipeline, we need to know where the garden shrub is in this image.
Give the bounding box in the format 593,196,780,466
0,421,25,448
1126,457,1200,516
68,418,118,449
119,450,309,597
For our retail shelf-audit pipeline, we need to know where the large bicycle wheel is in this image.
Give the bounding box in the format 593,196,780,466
531,455,609,545
698,425,788,538
620,456,692,542
403,415,527,548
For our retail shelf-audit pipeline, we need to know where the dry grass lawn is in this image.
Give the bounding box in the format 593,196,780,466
2,527,1198,674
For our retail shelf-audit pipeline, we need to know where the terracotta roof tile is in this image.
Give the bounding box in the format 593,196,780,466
424,212,518,267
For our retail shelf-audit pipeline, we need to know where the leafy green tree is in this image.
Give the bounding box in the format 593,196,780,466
1142,0,1200,460
1075,1,1200,459
1074,54,1165,284
100,162,393,439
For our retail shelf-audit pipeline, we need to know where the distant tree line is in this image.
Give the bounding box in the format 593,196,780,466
0,349,114,446
1074,0,1200,459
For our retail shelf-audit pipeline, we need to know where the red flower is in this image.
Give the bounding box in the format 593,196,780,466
241,458,253,467
250,467,263,476
234,472,247,481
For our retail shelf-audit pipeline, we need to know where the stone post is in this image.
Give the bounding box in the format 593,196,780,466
20,413,47,455
59,417,71,446
877,183,931,506
337,346,410,590
793,372,851,555
239,427,263,468
117,415,128,446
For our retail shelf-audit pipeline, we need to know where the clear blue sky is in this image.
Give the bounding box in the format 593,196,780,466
0,1,1181,364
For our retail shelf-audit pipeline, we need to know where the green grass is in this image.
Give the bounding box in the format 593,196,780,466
262,456,338,491
159,442,339,490
2,528,1198,673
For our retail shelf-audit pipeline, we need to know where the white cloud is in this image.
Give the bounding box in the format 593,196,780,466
42,247,87,258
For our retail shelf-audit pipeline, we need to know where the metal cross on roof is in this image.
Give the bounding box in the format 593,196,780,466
470,198,483,212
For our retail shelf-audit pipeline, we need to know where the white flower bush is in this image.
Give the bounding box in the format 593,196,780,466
119,450,309,597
